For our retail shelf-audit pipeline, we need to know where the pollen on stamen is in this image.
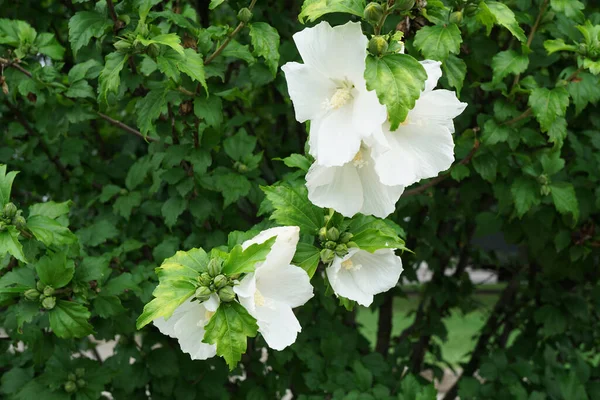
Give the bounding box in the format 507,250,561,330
352,150,368,169
323,83,354,111
341,259,362,271
254,290,266,307
204,310,215,320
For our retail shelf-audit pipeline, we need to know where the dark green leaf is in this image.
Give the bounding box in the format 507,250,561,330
49,300,94,338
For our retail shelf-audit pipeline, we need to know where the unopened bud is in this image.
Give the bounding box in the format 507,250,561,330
68,373,77,381
113,39,132,52
335,244,348,256
538,174,549,185
237,7,253,23
76,379,86,388
207,258,222,277
43,286,54,296
339,232,353,243
36,281,46,291
541,185,551,196
64,381,77,393
75,368,85,377
0,221,5,231
198,272,212,286
449,11,463,25
347,241,358,248
24,289,40,301
195,286,212,302
318,227,327,242
13,215,26,229
3,202,17,219
146,43,160,58
42,296,56,310
320,248,335,263
369,35,389,56
364,2,384,24
218,286,236,302
395,0,416,11
213,274,228,289
326,227,340,242
325,241,337,250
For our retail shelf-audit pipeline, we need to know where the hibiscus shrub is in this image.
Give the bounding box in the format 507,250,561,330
1,0,600,399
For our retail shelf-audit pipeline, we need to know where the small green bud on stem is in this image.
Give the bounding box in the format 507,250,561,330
395,0,416,11
218,286,236,302
325,241,337,250
364,2,384,25
237,7,253,23
75,368,85,377
195,286,212,302
76,379,86,388
449,11,463,25
13,215,26,229
43,286,55,296
335,244,348,256
3,202,17,219
24,289,40,301
213,274,228,289
198,272,212,286
339,232,353,243
318,227,327,242
68,373,77,381
369,36,389,56
320,249,335,263
207,258,222,277
64,381,77,393
42,296,56,310
326,227,340,241
36,281,46,291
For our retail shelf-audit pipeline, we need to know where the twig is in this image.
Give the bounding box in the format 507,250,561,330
0,57,32,78
97,112,155,142
502,108,532,126
375,292,394,355
106,0,120,32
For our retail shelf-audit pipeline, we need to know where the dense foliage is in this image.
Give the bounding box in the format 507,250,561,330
1,0,600,399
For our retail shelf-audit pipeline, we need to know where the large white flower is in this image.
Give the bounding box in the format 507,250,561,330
326,248,403,307
153,294,219,360
306,145,405,219
281,21,387,167
372,60,467,187
234,226,313,351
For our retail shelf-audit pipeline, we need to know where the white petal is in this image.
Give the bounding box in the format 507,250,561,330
374,121,455,187
420,60,442,93
356,159,404,218
254,300,302,351
242,226,300,268
234,273,257,313
256,263,313,308
352,87,387,137
281,62,335,123
410,90,467,133
348,249,403,296
310,104,362,166
306,162,363,217
293,21,368,83
204,293,220,312
326,251,373,306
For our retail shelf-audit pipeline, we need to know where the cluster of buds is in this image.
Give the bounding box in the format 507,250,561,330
318,213,357,264
64,368,86,393
0,202,26,231
24,281,56,310
195,258,238,303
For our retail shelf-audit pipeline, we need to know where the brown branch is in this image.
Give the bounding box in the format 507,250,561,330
502,108,532,126
375,292,394,355
0,57,33,78
106,0,121,33
96,112,155,142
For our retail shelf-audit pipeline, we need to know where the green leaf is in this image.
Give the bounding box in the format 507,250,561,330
0,164,18,207
48,300,93,338
547,117,567,146
161,196,187,228
194,95,223,128
568,72,600,114
550,0,584,20
511,177,540,217
200,169,251,207
292,242,320,278
351,229,406,253
0,226,26,263
442,54,467,95
477,1,526,42
550,182,579,221
209,0,225,9
136,87,168,136
138,33,184,55
528,87,569,132
98,52,128,102
221,40,255,64
544,39,578,55
364,54,427,130
450,163,470,182
277,154,311,172
540,152,565,176
473,153,497,182
222,237,276,275
180,49,207,92
34,33,65,60
224,129,256,161
66,79,95,98
203,302,258,370
94,295,126,318
482,119,510,145
491,50,528,83
261,184,324,234
413,23,462,61
35,252,74,288
583,58,600,75
249,22,280,76
68,11,111,54
298,0,366,23
26,215,77,247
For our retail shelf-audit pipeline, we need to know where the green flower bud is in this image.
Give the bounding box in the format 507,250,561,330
195,286,212,302
324,214,331,224
13,215,26,229
218,286,236,302
42,296,56,310
146,43,160,58
3,202,17,219
369,35,389,56
320,248,335,263
464,3,478,15
326,227,340,242
43,286,54,296
213,274,228,289
76,379,86,388
339,232,353,243
24,288,40,301
364,2,384,24
198,272,212,286
541,185,551,196
0,221,5,231
318,227,327,242
64,381,77,393
75,368,85,377
237,7,253,23
207,258,222,277
113,39,132,52
449,11,463,25
335,244,348,256
36,281,46,291
538,174,549,185
325,240,337,249
68,373,77,382
395,0,416,11
347,241,358,248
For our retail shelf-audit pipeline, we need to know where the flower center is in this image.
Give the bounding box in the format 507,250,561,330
204,310,215,320
352,149,368,169
254,289,266,307
323,81,354,111
341,258,362,271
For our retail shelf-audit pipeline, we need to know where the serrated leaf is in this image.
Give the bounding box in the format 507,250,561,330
66,79,95,98
98,52,128,102
0,226,26,263
277,154,311,172
209,0,225,9
550,182,579,221
568,72,600,114
194,95,223,128
550,0,584,20
261,184,324,234
450,164,470,181
544,38,578,55
364,53,427,130
491,50,528,83
482,119,510,145
473,153,497,182
161,196,186,228
292,242,320,278
528,87,569,133
0,164,18,207
35,252,74,288
249,22,280,76
34,33,65,60
413,23,462,61
223,129,256,161
49,300,94,338
203,302,258,370
136,87,168,136
222,237,275,275
442,54,466,94
180,48,207,92
540,152,565,176
511,177,540,217
221,40,255,63
27,215,77,247
347,215,406,253
138,33,184,55
298,0,366,23
68,11,111,54
477,1,526,42
94,295,126,318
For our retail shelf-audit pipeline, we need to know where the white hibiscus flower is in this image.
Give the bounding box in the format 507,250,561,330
372,60,468,187
306,144,405,219
326,248,403,307
281,21,387,167
234,226,314,351
153,294,220,360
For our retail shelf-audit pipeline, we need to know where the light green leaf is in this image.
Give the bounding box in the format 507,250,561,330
203,301,258,370
26,215,77,247
49,300,94,338
68,11,111,54
413,23,462,61
528,87,569,132
547,117,567,146
491,50,528,83
544,39,578,55
138,33,184,55
550,0,584,20
540,152,565,176
222,237,275,275
583,58,600,75
442,54,466,95
98,52,128,102
34,33,65,60
292,242,320,278
364,53,427,130
29,201,72,221
550,182,579,221
66,80,95,98
299,0,366,23
0,164,18,207
477,1,526,42
277,154,311,172
35,252,74,288
194,95,223,127
352,229,405,253
209,0,225,9
224,129,256,161
261,184,324,234
249,22,280,76
511,177,540,217
180,48,208,92
0,226,26,263
68,59,103,83
161,196,187,228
